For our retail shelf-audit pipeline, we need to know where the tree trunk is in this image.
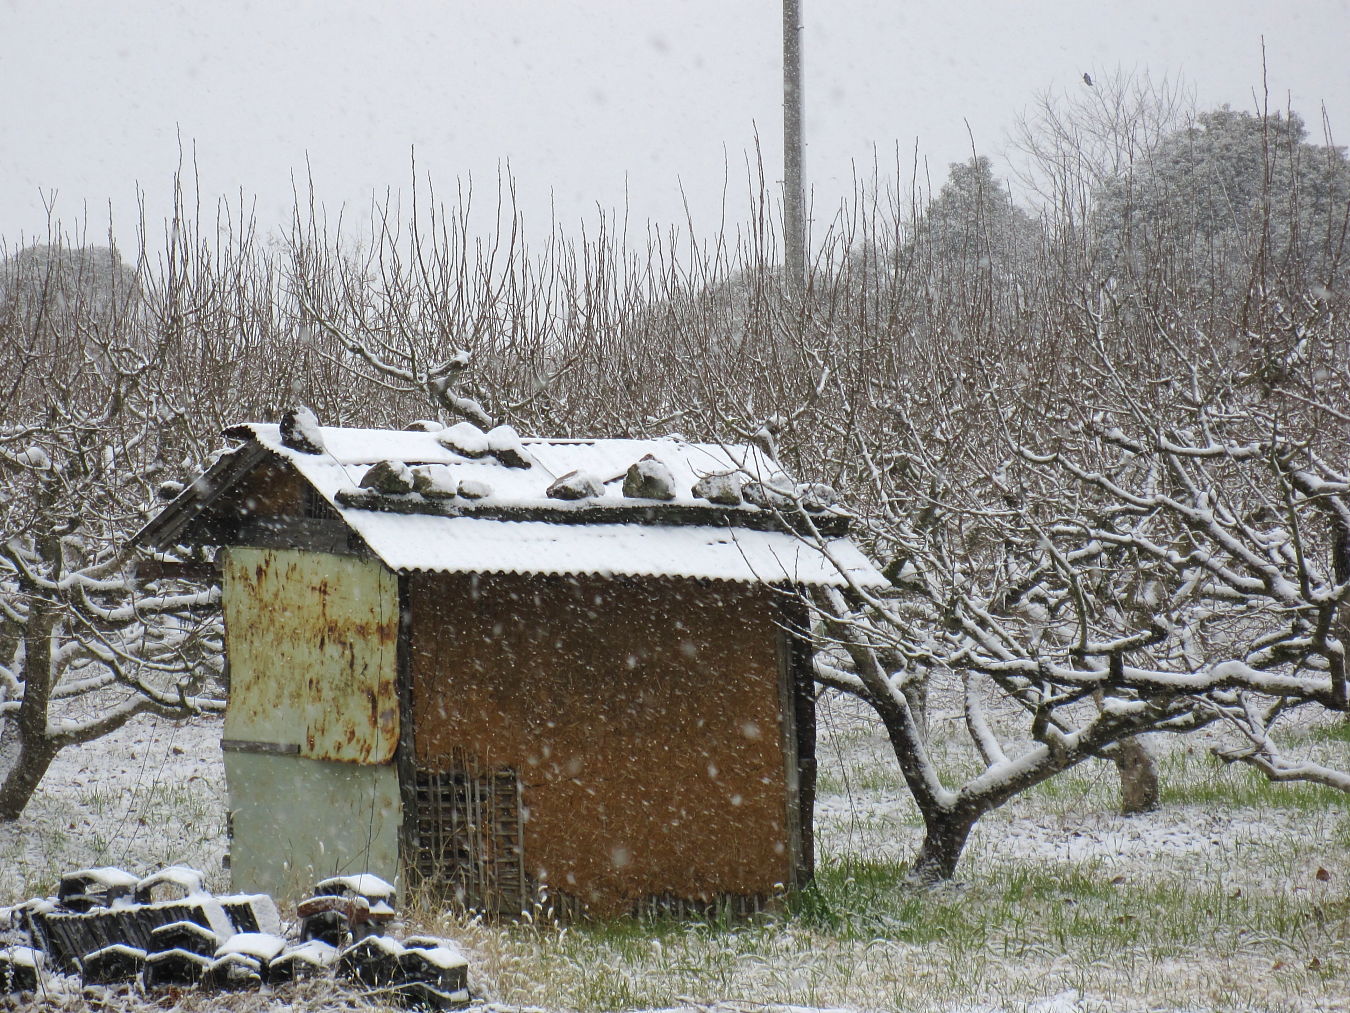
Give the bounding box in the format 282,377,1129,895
0,717,59,821
1114,735,1159,814
0,591,59,821
902,676,929,743
1333,516,1349,715
908,812,976,884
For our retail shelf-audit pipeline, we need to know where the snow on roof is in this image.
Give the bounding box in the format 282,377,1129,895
165,421,887,588
83,943,147,961
0,946,43,968
135,865,206,898
62,867,140,889
346,513,880,586
348,934,405,957
233,421,776,507
401,938,469,968
273,940,337,967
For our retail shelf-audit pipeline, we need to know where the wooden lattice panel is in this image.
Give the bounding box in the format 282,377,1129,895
412,764,526,915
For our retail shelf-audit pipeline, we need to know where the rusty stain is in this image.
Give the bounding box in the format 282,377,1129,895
221,547,399,764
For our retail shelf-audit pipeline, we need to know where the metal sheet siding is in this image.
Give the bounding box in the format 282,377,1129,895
221,547,399,763
224,751,401,900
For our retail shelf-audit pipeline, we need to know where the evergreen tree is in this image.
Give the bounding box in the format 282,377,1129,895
1096,107,1350,283
914,156,1040,273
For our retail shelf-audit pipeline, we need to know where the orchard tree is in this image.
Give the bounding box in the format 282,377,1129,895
0,236,224,820
785,126,1350,878
807,368,1348,880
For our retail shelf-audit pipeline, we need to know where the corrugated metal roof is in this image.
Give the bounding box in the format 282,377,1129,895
146,422,887,588
342,513,880,586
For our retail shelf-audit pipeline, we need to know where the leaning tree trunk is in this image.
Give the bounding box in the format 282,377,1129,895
1334,516,1349,720
1114,735,1160,814
0,595,59,821
908,809,978,885
0,719,60,821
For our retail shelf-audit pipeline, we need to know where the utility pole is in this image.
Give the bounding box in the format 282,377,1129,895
783,0,805,297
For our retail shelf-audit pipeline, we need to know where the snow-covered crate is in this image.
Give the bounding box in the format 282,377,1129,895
337,933,404,988
0,946,44,993
203,932,287,990
399,979,472,1010
267,939,337,984
398,936,469,996
56,867,139,912
31,894,234,972
141,946,212,989
148,919,221,956
79,943,146,986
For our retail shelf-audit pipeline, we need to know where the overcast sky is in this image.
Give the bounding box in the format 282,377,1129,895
3,0,1348,253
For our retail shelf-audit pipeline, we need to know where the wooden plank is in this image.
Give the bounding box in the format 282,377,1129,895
395,574,420,887
234,518,357,555
785,594,818,885
776,614,803,891
132,442,270,549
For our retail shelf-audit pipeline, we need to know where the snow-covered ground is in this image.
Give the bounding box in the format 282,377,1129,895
3,701,1348,1012
1,711,228,904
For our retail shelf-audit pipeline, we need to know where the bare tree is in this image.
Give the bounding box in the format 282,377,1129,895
808,358,1347,880
0,230,224,820
783,89,1350,879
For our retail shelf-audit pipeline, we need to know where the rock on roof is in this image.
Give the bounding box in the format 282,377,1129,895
141,420,886,588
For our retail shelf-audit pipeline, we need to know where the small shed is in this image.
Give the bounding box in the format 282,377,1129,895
137,416,883,916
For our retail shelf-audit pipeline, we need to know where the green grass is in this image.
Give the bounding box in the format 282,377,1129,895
788,853,1346,961
815,762,909,797
1298,717,1350,745
1020,762,1116,812
1158,749,1350,811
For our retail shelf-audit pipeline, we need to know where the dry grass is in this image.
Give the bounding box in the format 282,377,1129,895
3,701,1350,1011
419,695,1350,1011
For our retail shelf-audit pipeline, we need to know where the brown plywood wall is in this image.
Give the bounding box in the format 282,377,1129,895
408,572,794,916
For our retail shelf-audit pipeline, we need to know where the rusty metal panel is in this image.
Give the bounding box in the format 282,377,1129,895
222,547,399,763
